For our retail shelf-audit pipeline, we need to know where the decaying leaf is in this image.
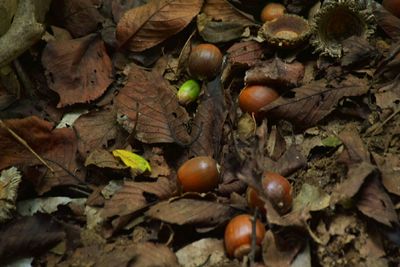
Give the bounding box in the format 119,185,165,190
0,214,65,265
0,116,81,194
42,33,113,107
74,107,126,159
357,176,398,227
197,0,254,43
372,152,400,197
84,149,127,169
373,4,400,41
115,66,192,144
146,198,234,226
17,197,86,216
292,183,330,212
338,126,370,165
0,167,21,222
262,76,370,129
102,177,175,218
116,0,203,52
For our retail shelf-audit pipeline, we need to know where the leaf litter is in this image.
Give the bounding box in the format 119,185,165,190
1,0,400,266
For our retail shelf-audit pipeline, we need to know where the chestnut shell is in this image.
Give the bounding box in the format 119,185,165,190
259,14,311,49
310,0,376,57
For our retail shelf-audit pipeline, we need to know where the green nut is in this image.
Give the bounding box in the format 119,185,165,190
177,79,201,105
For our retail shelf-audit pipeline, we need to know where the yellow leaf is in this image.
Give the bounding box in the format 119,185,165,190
112,149,151,175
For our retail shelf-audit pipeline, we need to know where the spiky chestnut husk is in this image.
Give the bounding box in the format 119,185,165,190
310,0,376,58
259,14,311,49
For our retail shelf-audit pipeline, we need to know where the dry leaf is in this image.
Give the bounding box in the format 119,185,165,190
116,0,203,52
262,76,369,129
42,34,113,107
115,66,192,144
0,167,21,222
0,214,65,265
146,198,234,226
74,107,126,159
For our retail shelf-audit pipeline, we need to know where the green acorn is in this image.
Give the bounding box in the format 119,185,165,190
177,79,201,105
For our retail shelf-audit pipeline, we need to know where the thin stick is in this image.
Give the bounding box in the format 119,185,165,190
0,119,54,172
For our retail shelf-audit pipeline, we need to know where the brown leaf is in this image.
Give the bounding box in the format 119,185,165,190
375,41,400,80
116,0,203,52
59,241,179,267
84,149,127,169
42,34,113,107
374,78,400,110
0,214,65,264
373,4,400,41
50,0,105,37
357,176,398,227
197,0,254,43
146,198,234,226
341,36,378,68
262,230,303,267
262,76,369,129
338,126,370,165
189,78,227,158
372,152,400,196
74,107,126,159
226,41,266,67
330,162,377,207
0,116,81,194
102,177,175,218
115,66,192,144
245,58,305,90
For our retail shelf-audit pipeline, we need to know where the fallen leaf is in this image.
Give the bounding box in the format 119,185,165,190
356,176,398,227
245,58,305,89
116,0,203,52
84,149,127,169
17,197,86,216
0,116,81,194
262,76,370,129
176,238,229,267
112,149,151,175
338,126,370,165
74,107,127,159
0,214,65,265
0,167,21,222
189,78,227,158
42,34,113,107
115,66,192,144
50,0,105,37
373,5,400,41
197,0,254,43
102,177,175,218
146,198,234,226
330,162,377,207
341,36,377,68
372,152,400,196
292,183,330,212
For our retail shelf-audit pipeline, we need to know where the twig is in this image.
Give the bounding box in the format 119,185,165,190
0,119,54,172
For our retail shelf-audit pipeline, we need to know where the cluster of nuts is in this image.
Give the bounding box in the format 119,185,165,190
174,1,301,261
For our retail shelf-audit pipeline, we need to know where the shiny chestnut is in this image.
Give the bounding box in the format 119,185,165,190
238,85,279,116
188,44,223,80
224,214,266,259
383,0,400,18
246,187,266,214
260,3,286,22
261,172,292,214
177,156,219,193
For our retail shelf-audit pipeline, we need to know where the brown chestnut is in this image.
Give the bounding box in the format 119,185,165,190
261,172,292,214
224,214,266,259
260,3,286,22
188,44,223,80
177,156,219,193
238,85,279,116
246,187,266,214
383,0,400,18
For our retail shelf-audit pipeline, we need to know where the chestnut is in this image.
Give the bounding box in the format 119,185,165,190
224,214,266,259
261,172,292,214
246,187,266,214
177,156,219,193
260,3,286,22
188,44,223,80
238,85,279,116
383,0,400,18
